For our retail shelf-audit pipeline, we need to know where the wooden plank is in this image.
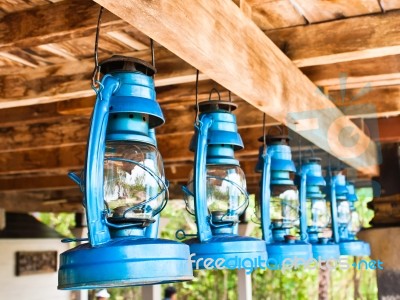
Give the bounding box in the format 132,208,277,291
93,0,378,175
0,125,265,174
379,0,400,11
290,0,381,23
250,0,306,30
0,0,49,14
266,10,400,67
0,48,207,109
302,55,400,87
0,190,83,213
37,44,78,61
329,86,400,118
107,31,148,50
0,51,38,68
0,0,125,51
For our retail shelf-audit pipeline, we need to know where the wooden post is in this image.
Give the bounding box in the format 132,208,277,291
142,217,170,300
237,222,254,300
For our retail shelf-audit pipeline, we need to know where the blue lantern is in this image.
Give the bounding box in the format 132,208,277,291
255,135,312,265
299,158,340,260
180,100,267,270
58,56,193,289
329,173,371,256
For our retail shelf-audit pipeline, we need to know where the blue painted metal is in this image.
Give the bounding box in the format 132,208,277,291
256,136,312,266
58,57,193,290
183,101,267,270
299,159,340,260
59,238,192,289
334,180,370,257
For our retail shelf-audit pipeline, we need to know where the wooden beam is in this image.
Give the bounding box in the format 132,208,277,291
266,10,400,67
0,189,83,213
0,125,266,175
107,31,148,50
329,86,400,118
0,47,207,109
0,0,125,51
288,0,381,23
93,0,378,175
0,4,398,110
302,55,400,88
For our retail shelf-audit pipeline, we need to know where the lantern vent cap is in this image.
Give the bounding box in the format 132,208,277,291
100,55,156,77
197,100,237,113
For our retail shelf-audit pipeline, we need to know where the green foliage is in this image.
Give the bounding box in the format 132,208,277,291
355,187,374,228
36,212,75,237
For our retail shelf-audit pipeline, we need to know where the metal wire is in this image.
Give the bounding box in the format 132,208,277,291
262,113,267,155
298,136,302,167
91,6,104,90
150,38,155,79
208,87,221,101
309,145,315,158
194,69,200,125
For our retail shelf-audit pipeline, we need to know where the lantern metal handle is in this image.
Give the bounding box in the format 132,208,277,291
260,152,273,243
193,115,214,242
299,170,309,242
84,74,119,247
329,176,340,244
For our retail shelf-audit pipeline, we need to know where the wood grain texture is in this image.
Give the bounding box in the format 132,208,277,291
0,0,125,51
250,0,306,30
291,0,381,23
266,10,400,67
93,0,378,175
379,0,400,11
329,86,400,118
302,55,400,88
0,47,206,108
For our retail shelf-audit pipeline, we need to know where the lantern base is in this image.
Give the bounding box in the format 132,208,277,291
311,242,340,261
185,235,267,270
58,237,193,290
267,241,312,266
339,240,371,257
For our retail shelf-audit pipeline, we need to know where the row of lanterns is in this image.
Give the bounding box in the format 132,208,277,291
57,56,370,290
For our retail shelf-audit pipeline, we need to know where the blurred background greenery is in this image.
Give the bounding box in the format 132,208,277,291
37,187,377,300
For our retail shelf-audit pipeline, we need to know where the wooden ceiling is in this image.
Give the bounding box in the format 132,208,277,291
0,0,399,213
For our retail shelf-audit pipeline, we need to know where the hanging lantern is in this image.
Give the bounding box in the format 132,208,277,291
255,134,312,264
58,56,193,289
299,158,340,260
330,174,371,256
180,99,267,270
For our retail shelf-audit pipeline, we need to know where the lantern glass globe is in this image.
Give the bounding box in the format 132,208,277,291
337,200,351,225
348,210,361,234
307,198,330,229
103,141,165,223
185,165,247,223
270,185,299,229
